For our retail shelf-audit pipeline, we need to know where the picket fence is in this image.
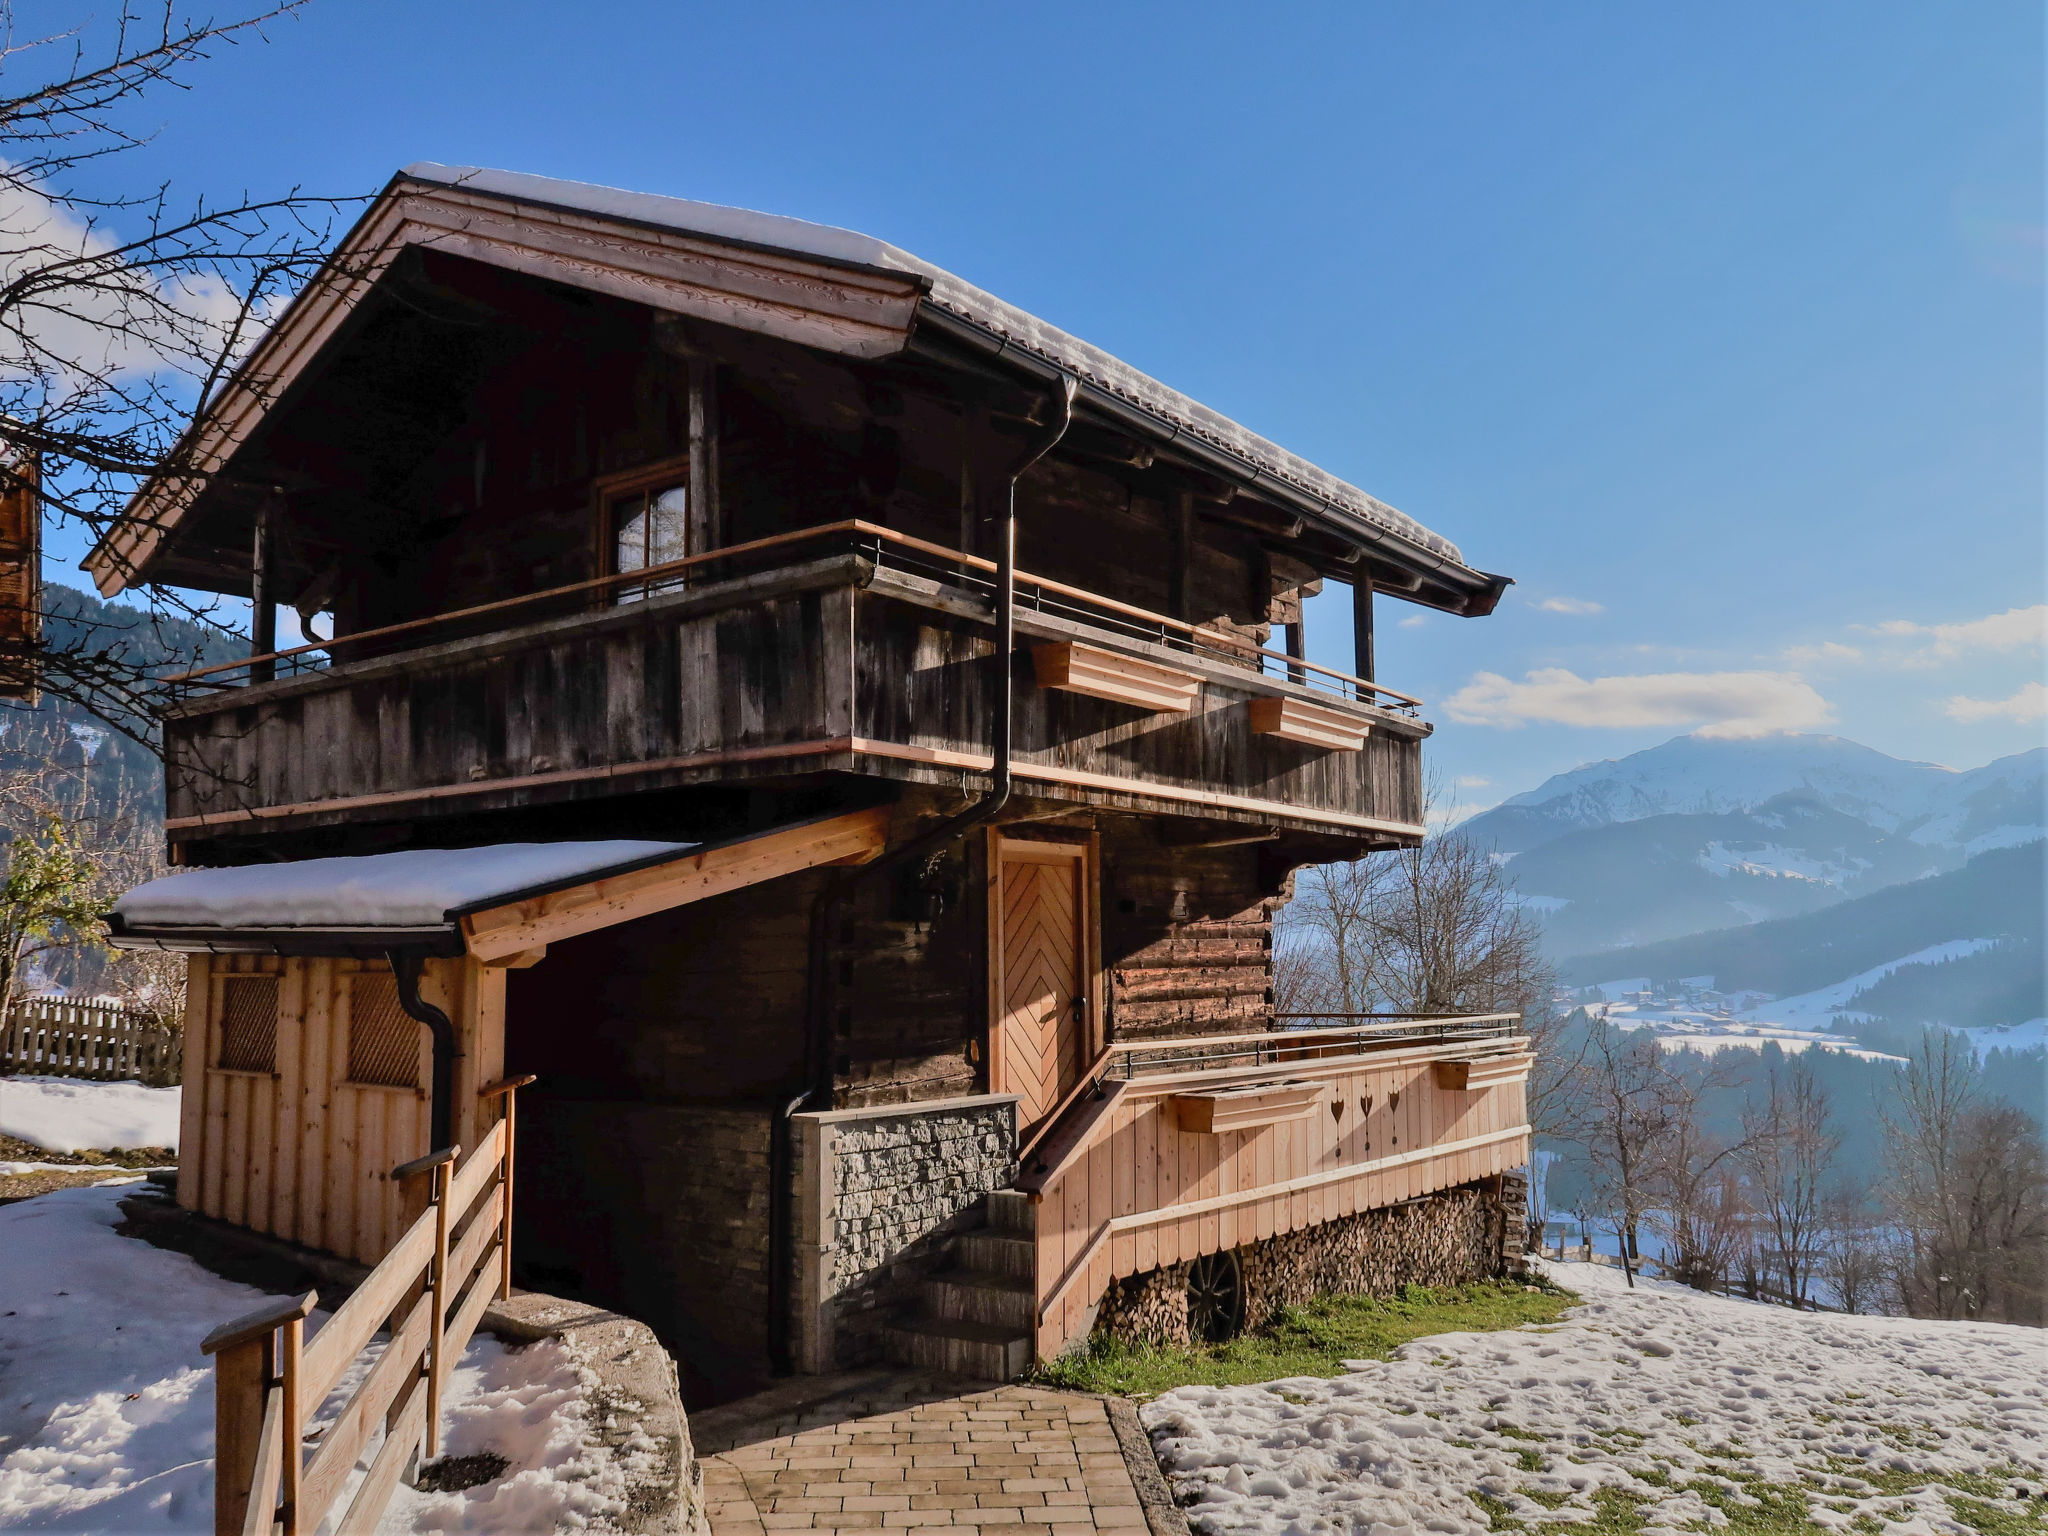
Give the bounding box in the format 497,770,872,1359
0,996,180,1083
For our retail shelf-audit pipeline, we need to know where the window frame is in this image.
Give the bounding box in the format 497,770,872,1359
592,454,694,604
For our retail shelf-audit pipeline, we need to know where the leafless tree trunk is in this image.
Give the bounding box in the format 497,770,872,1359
1740,1060,1842,1306
1576,1021,1685,1288
1879,1031,2048,1324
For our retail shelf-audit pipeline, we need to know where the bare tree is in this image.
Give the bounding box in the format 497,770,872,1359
1819,1187,1885,1316
1650,1091,1750,1293
1880,1030,2048,1324
0,2,354,743
1576,1020,1684,1287
1740,1060,1842,1306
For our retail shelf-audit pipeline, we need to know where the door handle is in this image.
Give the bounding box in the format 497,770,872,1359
1069,996,1086,1023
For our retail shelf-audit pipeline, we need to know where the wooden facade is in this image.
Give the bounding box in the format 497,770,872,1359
98,166,1523,1391
174,954,506,1265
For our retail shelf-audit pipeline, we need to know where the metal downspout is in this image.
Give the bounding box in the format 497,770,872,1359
766,374,1076,1373
390,950,460,1153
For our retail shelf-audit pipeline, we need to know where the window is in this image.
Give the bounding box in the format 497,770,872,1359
216,975,278,1074
611,481,689,604
347,972,421,1089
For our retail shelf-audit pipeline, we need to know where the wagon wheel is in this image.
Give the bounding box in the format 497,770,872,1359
1186,1251,1244,1342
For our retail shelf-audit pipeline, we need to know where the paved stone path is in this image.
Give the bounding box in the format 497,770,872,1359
702,1383,1151,1536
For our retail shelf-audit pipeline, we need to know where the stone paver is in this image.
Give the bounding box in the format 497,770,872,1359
704,1384,1147,1536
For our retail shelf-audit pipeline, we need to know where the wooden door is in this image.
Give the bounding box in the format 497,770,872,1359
992,836,1093,1131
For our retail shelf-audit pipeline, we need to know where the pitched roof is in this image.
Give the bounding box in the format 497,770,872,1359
401,164,1477,573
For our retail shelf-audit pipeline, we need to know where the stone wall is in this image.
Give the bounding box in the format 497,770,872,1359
794,1094,1019,1370
1095,1177,1511,1348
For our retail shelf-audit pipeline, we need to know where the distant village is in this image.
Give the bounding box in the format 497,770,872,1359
1567,979,1908,1063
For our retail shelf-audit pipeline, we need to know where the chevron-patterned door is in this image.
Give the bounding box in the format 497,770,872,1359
996,844,1087,1132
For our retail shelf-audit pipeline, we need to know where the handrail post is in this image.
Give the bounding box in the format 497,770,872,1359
425,1157,451,1460
498,1085,517,1301
278,1312,304,1536
210,1333,267,1536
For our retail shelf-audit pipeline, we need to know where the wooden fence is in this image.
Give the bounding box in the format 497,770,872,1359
0,996,180,1083
1018,1025,1532,1360
202,1080,525,1536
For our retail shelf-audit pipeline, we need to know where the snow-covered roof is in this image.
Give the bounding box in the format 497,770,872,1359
400,163,1472,572
111,841,692,938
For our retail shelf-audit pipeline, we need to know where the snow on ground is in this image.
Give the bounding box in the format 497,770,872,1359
1143,1260,2047,1536
0,1077,183,1153
1959,1017,2048,1057
1730,939,2000,1027
0,1185,635,1533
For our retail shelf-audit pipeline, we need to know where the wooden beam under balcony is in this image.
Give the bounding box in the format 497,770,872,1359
1031,641,1200,714
458,806,889,961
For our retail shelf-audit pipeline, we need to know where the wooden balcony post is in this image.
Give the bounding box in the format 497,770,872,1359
249,493,276,685
1352,574,1375,696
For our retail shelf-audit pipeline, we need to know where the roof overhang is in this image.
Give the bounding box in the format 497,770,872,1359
85,165,1508,616
106,805,888,960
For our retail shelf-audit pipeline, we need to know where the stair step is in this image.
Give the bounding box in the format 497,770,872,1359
986,1190,1035,1236
883,1318,1030,1380
953,1231,1035,1281
926,1273,1035,1330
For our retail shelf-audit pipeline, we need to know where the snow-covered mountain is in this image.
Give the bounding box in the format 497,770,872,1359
1466,734,2043,856
1460,735,2044,956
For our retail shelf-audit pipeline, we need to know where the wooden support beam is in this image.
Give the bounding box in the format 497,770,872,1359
459,805,890,960
1352,574,1375,689
1168,488,1194,622
248,495,276,686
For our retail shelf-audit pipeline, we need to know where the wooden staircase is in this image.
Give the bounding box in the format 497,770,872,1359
883,1191,1035,1379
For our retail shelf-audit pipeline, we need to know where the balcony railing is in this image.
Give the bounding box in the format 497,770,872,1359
165,520,1422,717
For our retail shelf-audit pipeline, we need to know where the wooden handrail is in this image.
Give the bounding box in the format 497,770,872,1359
1014,1044,1119,1170
1034,1124,1532,1325
167,519,875,683
171,517,1425,709
208,1102,521,1535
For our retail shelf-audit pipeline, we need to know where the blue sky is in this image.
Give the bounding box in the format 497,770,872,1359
48,1,2046,807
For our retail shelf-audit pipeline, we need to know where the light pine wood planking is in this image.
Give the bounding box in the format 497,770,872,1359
178,953,509,1266
1029,1046,1532,1360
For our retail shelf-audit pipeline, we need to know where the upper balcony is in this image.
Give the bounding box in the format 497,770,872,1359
160,521,1430,852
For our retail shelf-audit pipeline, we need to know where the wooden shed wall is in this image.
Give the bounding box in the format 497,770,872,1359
174,952,506,1265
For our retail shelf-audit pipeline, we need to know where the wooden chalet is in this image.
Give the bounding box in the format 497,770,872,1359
98,165,1532,1400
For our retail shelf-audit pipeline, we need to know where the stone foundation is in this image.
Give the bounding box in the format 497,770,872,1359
792,1094,1019,1370
1095,1178,1512,1348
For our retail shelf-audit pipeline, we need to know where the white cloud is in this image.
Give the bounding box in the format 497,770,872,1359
0,178,252,391
1398,615,1426,630
1943,682,2047,725
1456,775,1492,789
1780,641,1862,665
1444,667,1834,738
1536,596,1604,616
1864,605,2047,667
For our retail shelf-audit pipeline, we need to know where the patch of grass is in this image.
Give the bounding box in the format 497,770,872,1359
0,1132,174,1169
1029,1278,1576,1396
1683,1474,1827,1535
1470,1487,1651,1534
1514,1448,1546,1472
1946,1493,2048,1536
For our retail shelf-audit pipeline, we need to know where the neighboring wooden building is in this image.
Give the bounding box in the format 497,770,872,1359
100,166,1531,1400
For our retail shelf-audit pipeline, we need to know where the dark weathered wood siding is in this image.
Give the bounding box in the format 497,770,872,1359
167,573,1420,841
